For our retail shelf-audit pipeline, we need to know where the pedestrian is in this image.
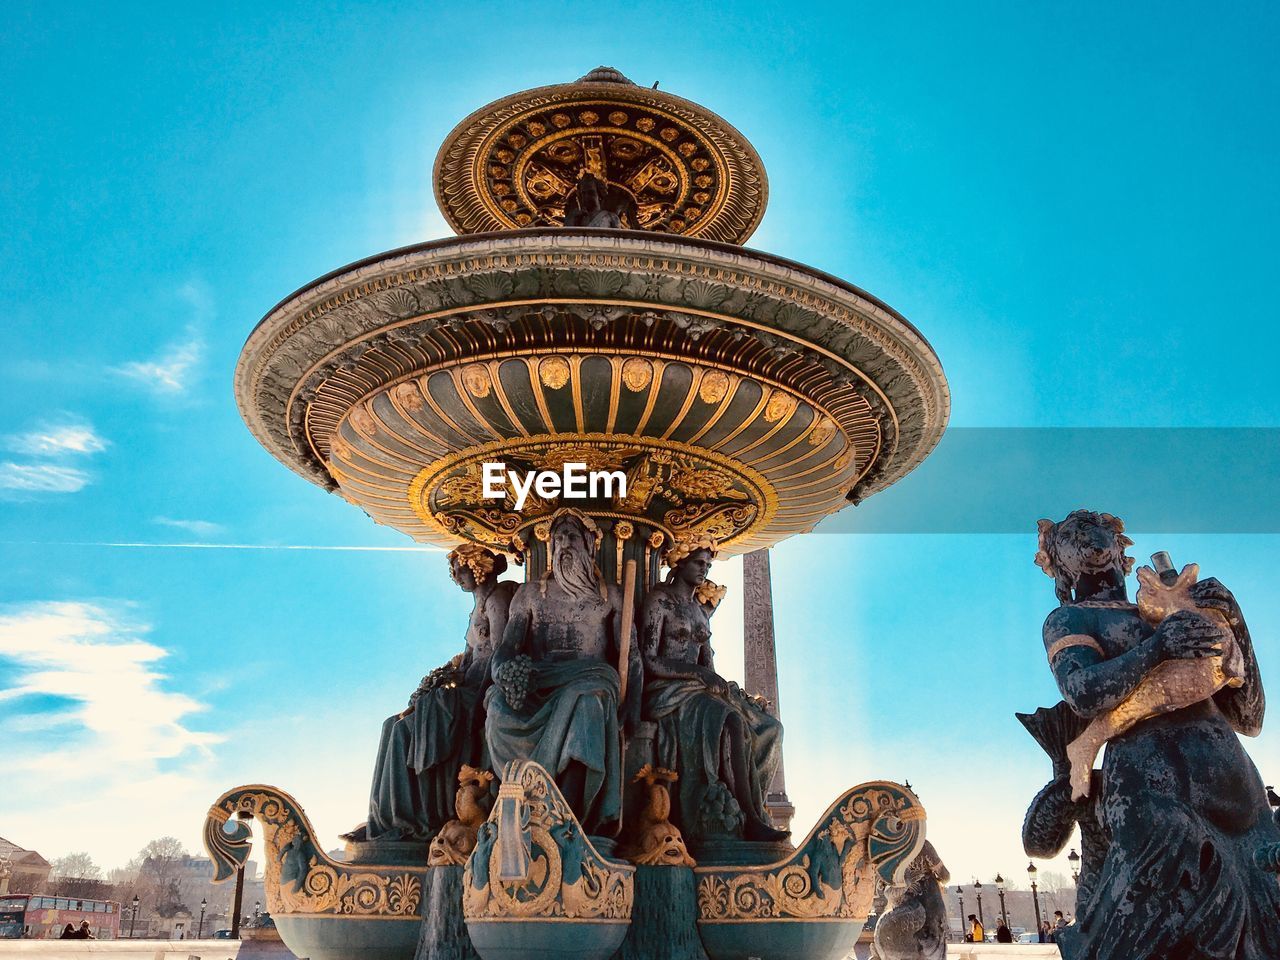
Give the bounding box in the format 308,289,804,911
1054,909,1069,937
967,913,984,943
59,924,75,939
77,921,95,940
1039,919,1053,943
996,920,1013,943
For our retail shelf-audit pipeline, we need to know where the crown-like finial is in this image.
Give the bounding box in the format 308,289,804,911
576,65,635,85
435,67,767,243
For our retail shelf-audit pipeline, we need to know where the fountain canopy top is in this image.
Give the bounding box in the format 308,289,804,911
435,66,768,245
235,69,949,558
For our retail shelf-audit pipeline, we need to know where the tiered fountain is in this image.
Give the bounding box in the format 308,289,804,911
206,66,949,960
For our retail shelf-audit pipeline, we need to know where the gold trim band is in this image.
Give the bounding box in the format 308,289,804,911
1047,634,1105,663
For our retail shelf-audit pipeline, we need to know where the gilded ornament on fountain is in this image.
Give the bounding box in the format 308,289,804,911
218,65,950,960
235,66,949,567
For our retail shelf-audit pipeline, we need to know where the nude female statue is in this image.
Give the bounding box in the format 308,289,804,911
640,537,788,843
357,544,515,842
1033,510,1279,960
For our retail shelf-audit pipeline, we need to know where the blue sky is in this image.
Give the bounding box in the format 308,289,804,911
2,1,1277,886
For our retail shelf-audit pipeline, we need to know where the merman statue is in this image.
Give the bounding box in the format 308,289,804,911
1026,509,1280,960
1061,550,1246,800
640,537,788,843
484,509,642,835
870,841,950,960
352,545,515,842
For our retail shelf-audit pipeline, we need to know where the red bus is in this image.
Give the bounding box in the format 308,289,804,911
0,895,120,939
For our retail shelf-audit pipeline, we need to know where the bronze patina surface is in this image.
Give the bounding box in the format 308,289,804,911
219,68,946,960
435,67,766,244
1021,511,1280,960
235,230,948,556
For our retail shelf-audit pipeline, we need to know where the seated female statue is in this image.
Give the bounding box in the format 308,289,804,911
640,537,787,843
356,544,515,842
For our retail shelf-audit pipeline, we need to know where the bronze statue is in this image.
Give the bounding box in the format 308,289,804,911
640,537,787,843
484,509,641,834
428,765,496,866
617,764,695,867
1061,553,1247,799
1026,510,1279,960
358,545,515,842
869,841,949,960
562,172,639,229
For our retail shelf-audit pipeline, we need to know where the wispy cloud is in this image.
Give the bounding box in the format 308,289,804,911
115,335,204,394
6,423,108,457
0,419,108,498
0,602,219,760
0,602,224,865
0,462,93,493
153,517,225,538
114,283,211,396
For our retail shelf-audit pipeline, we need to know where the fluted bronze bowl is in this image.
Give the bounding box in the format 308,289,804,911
235,229,948,557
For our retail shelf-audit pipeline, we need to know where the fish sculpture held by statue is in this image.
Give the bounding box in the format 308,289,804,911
1064,552,1245,800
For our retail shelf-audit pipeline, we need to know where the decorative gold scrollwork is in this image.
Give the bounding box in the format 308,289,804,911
410,434,777,556
434,78,766,242
203,785,423,919
694,781,925,923
463,760,634,922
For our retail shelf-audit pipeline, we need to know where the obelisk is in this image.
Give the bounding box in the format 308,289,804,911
742,548,795,831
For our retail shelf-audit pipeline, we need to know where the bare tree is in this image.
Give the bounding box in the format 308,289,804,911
51,852,101,880
106,863,139,886
130,838,191,917
1038,871,1072,914
139,838,188,864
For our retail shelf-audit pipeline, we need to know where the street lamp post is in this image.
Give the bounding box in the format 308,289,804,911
229,808,253,939
198,898,207,939
956,887,966,943
1028,862,1043,939
973,878,984,929
129,895,139,939
995,874,1009,928
1068,848,1081,886
253,901,260,923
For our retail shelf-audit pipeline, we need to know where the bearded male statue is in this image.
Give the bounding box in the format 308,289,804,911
485,509,642,835
353,544,515,843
